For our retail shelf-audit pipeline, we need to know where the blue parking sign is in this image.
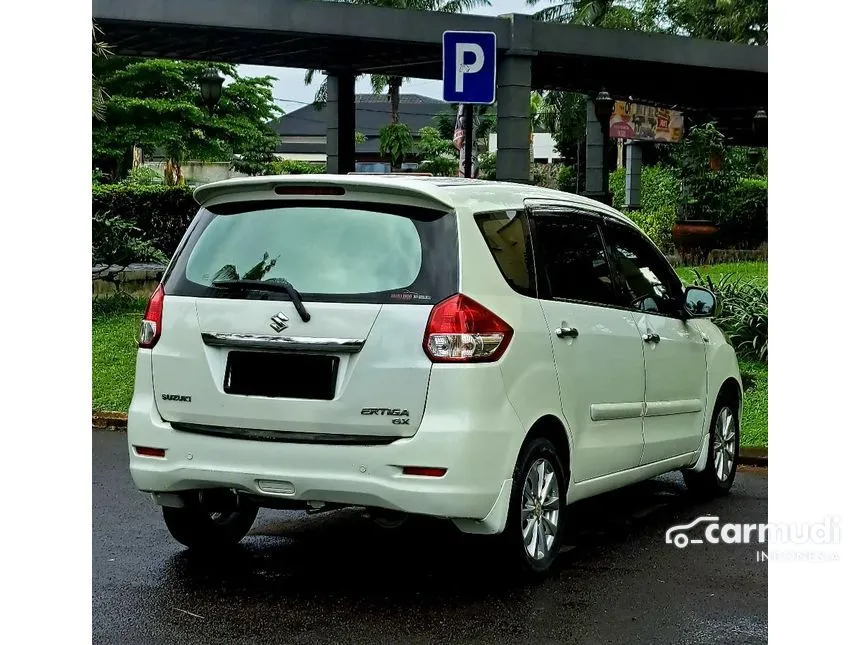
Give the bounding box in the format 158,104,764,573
442,31,497,105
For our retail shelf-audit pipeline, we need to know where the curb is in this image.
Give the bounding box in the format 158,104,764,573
738,447,767,468
92,411,128,430
93,410,767,467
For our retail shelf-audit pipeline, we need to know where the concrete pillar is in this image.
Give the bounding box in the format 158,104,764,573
584,98,605,198
326,73,355,174
495,54,532,184
624,140,642,209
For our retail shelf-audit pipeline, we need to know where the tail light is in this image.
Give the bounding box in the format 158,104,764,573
423,294,513,363
138,284,165,349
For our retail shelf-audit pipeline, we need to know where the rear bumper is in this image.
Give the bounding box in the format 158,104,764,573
128,353,524,533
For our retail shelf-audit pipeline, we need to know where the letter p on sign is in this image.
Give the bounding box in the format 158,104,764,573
442,31,497,105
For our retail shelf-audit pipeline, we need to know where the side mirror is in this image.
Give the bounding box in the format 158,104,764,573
682,286,717,318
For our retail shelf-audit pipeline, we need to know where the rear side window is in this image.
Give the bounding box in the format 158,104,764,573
164,200,458,304
474,210,537,297
530,214,618,306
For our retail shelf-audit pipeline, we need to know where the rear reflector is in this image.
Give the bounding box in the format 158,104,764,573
274,185,345,196
423,294,513,363
134,446,166,458
402,466,447,477
138,284,164,349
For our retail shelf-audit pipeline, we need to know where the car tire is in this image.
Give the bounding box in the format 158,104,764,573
162,493,259,550
503,437,567,578
683,397,740,498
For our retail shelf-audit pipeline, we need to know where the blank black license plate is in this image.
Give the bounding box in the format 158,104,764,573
224,351,339,400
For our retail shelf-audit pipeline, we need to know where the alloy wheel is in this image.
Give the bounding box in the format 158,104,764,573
521,458,561,560
712,406,737,482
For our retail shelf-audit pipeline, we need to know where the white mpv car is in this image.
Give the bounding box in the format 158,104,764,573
128,175,741,575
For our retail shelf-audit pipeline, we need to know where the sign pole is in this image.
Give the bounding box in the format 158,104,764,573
463,104,474,178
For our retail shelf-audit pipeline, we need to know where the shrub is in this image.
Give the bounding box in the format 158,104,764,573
556,164,575,193
717,177,768,249
532,163,560,189
264,159,326,175
92,184,198,260
123,166,162,186
478,151,496,180
610,165,679,253
691,271,768,361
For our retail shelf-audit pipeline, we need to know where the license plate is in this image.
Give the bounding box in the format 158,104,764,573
224,351,339,400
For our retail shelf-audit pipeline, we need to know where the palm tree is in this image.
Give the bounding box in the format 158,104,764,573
92,23,112,121
304,0,492,124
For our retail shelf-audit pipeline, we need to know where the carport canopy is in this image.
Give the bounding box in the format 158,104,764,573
93,0,767,180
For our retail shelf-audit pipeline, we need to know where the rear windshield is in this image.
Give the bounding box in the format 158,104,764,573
163,200,459,304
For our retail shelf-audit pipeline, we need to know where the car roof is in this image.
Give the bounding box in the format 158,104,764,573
192,174,635,226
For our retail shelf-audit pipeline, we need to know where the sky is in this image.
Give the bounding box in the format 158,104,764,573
237,1,545,114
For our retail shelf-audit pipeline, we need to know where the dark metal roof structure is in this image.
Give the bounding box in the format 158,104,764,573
93,0,767,144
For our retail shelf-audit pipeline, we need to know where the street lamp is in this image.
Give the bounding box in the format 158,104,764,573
753,108,768,144
593,89,615,204
199,66,224,115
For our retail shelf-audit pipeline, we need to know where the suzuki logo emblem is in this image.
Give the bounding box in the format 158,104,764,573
270,312,290,333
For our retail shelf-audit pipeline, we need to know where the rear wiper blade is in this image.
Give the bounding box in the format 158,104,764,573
212,279,311,322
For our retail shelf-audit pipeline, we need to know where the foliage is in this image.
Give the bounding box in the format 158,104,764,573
526,1,664,31
355,131,368,145
432,104,496,147
690,270,768,361
92,184,198,259
263,159,326,175
478,151,496,180
532,163,561,189
415,127,458,176
92,210,170,288
123,166,162,186
655,0,767,45
718,177,767,249
610,164,679,252
556,164,576,193
92,292,150,317
92,58,283,184
92,23,112,122
379,122,414,169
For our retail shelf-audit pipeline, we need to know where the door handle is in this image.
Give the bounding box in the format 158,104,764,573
555,326,579,339
642,332,660,344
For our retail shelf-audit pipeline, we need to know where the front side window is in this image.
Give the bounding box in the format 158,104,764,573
604,221,681,315
530,213,618,306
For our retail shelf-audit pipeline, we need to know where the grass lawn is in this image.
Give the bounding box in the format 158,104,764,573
92,312,140,412
676,261,768,286
738,358,768,448
91,293,768,448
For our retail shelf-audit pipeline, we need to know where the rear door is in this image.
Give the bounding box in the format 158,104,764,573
528,206,646,482
602,220,708,462
152,196,458,439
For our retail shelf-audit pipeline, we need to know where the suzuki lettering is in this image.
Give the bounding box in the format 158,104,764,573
442,31,497,104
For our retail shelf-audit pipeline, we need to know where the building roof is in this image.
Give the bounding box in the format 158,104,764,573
270,94,450,138
192,174,634,227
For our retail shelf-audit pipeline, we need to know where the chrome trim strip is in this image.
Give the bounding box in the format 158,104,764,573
201,332,365,353
644,399,703,417
171,422,398,446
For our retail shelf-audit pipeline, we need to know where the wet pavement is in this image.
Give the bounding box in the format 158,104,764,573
93,429,767,644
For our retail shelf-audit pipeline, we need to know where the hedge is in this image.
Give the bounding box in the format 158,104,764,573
92,184,198,260
610,165,679,253
610,165,767,252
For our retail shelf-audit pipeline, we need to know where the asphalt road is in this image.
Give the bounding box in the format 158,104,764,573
93,429,767,645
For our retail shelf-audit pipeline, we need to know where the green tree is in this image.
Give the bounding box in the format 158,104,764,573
415,126,458,175
92,23,111,122
93,58,283,184
654,0,767,45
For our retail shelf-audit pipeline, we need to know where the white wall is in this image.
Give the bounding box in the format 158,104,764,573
489,132,560,163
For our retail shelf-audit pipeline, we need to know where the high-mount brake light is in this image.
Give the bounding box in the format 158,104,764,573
138,284,164,349
423,294,513,363
274,185,345,196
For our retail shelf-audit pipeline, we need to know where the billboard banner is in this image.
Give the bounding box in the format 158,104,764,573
609,101,684,142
